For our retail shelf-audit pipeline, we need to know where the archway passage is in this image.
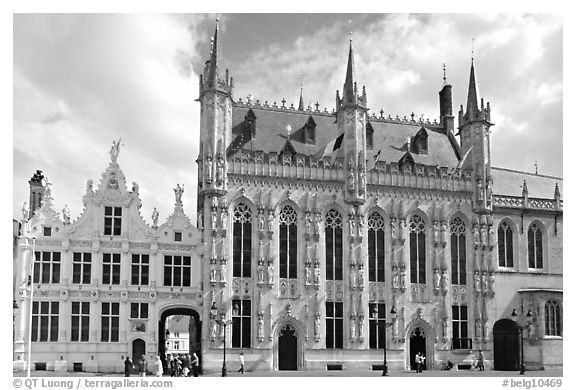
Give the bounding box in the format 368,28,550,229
409,327,427,370
159,308,201,373
278,323,298,370
493,319,520,371
132,338,146,371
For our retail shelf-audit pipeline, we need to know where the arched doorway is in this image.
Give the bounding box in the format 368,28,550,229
278,323,298,370
409,327,427,370
159,307,201,372
132,338,146,368
493,319,520,371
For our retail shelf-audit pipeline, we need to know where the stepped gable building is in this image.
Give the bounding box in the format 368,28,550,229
14,18,562,374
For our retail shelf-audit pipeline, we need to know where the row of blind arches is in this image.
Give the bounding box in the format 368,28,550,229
234,203,549,284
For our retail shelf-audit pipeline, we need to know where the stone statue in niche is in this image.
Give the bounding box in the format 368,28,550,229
219,260,226,283
258,213,265,232
257,314,264,341
475,320,482,338
399,268,406,289
216,152,224,186
433,269,441,291
257,258,264,284
349,265,356,288
151,207,159,227
481,271,489,292
443,318,449,340
398,219,406,241
358,168,365,195
357,213,364,236
392,268,399,289
305,212,312,235
480,224,488,247
205,153,213,184
527,323,535,340
477,178,484,200
267,260,274,285
433,220,440,243
390,218,398,240
267,209,274,232
473,224,480,247
211,196,218,210
305,265,312,285
440,272,449,292
221,210,228,231
314,313,321,339
357,263,364,289
210,318,217,340
210,266,217,283
474,271,481,293
358,313,365,339
348,215,356,236
349,314,356,340
211,211,217,230
489,272,495,293
314,264,321,286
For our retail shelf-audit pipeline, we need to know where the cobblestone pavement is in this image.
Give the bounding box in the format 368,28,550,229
13,369,563,377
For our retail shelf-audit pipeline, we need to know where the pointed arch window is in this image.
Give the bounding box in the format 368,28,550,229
544,300,562,336
325,209,343,281
233,203,252,278
528,223,543,269
368,211,385,282
409,215,426,284
450,217,467,285
498,221,514,268
279,205,298,279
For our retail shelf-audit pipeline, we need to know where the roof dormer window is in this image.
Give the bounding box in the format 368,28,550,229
245,109,257,139
366,121,374,150
412,127,428,155
304,115,316,145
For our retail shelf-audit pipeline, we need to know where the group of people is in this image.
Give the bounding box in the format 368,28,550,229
123,353,199,377
167,353,200,377
414,352,426,372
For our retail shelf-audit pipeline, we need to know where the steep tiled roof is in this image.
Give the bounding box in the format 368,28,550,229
229,105,459,167
491,167,562,199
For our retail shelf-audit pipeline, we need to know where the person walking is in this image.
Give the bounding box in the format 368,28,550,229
138,356,148,377
154,356,164,377
124,356,134,377
478,351,485,372
191,352,199,377
238,352,245,374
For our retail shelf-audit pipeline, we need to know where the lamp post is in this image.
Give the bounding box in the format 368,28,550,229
511,309,533,375
211,303,239,377
27,237,36,378
372,306,397,376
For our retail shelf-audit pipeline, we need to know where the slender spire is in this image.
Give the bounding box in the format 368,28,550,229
465,59,480,119
206,15,220,88
298,77,304,110
343,30,357,105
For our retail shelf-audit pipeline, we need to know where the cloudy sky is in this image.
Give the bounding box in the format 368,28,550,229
13,13,563,224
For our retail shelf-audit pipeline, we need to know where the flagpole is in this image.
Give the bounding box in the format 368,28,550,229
27,237,36,377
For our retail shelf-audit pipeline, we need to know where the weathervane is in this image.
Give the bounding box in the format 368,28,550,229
349,19,353,42
442,63,447,84
471,37,476,62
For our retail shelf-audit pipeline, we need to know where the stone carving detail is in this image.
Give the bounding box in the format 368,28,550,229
314,313,321,341
257,312,264,342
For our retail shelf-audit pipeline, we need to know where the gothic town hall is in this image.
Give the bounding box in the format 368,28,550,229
13,19,563,374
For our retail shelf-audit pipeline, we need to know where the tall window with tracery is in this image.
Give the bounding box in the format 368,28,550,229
545,300,562,336
450,217,467,285
498,221,514,268
279,205,298,279
233,203,252,278
528,223,543,269
368,211,385,282
325,209,343,281
409,215,426,284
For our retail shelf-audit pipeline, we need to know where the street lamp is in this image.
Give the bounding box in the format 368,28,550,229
511,308,533,375
372,305,397,376
212,303,239,377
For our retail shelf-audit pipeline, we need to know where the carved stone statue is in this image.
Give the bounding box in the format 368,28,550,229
349,314,356,340
197,212,203,229
314,265,321,286
433,220,440,243
349,265,356,288
477,178,484,200
347,169,356,193
348,216,355,236
480,224,488,246
216,153,224,185
21,202,28,221
62,204,71,224
211,211,217,230
475,320,482,338
305,265,312,285
210,266,217,283
473,224,480,246
257,314,264,341
210,318,217,340
258,213,265,231
481,271,489,292
398,219,406,241
527,323,535,340
267,260,274,285
358,169,365,194
221,210,228,230
357,264,364,289
392,268,399,289
211,196,218,210
399,268,406,289
257,259,264,284
390,218,398,240
219,261,226,283
110,139,121,163
440,272,449,292
433,269,441,290
205,153,213,184
314,313,321,339
151,207,159,227
489,272,495,293
174,184,184,204
358,313,365,339
305,212,312,235
474,271,481,292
